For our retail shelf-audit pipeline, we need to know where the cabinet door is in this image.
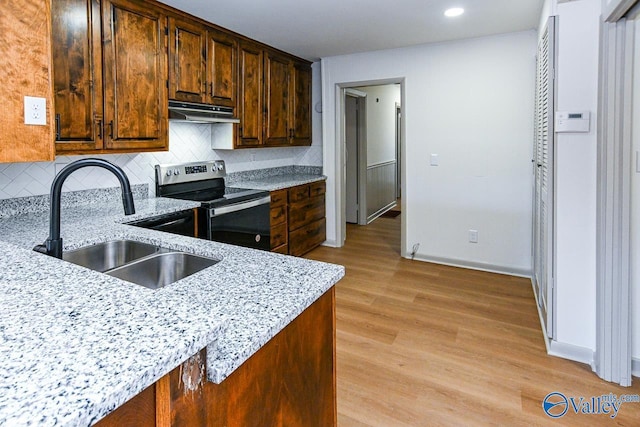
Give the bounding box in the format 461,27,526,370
206,28,237,107
237,42,263,147
102,0,168,151
169,17,206,103
264,51,290,146
290,62,312,146
52,0,104,152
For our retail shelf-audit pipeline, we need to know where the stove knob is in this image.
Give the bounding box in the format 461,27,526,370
166,170,173,176
217,163,224,171
174,169,180,175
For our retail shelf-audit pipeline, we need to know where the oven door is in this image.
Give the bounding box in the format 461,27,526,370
127,209,196,237
202,196,271,250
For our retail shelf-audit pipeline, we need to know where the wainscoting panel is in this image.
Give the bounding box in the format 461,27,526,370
366,160,397,222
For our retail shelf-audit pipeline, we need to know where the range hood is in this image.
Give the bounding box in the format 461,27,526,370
168,100,240,124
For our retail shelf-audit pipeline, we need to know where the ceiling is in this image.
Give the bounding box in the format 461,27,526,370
158,0,544,61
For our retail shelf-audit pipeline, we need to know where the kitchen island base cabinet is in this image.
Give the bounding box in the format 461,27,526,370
205,287,335,426
95,287,336,426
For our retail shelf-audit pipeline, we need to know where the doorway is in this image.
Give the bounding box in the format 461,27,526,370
340,82,403,256
348,84,400,225
334,78,405,256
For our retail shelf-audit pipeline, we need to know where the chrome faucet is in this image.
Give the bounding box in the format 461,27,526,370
33,158,136,259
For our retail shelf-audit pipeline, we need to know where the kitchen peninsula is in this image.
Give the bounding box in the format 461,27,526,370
0,186,343,426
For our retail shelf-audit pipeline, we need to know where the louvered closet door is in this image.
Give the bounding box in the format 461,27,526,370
533,16,556,338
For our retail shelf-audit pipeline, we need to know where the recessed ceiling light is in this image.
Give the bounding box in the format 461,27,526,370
444,7,464,17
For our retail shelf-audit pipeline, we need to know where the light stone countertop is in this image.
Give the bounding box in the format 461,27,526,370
232,173,326,192
0,191,344,426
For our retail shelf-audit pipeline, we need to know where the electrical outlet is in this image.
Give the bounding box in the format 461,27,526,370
469,229,478,243
24,96,47,125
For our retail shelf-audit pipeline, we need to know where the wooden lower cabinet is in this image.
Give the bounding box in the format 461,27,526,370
270,188,289,253
270,181,326,256
288,181,326,257
95,288,336,427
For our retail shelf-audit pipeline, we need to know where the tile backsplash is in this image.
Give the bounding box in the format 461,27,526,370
0,122,323,199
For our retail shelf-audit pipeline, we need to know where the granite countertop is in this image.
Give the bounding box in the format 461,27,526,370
232,174,326,192
225,165,326,192
0,189,344,426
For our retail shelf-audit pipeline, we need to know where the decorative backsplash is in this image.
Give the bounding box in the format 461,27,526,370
0,122,322,199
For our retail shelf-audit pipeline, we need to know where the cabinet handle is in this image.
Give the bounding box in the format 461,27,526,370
96,119,103,139
209,82,213,97
55,114,61,140
108,120,114,139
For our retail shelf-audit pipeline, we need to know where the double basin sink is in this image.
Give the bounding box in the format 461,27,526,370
63,240,218,289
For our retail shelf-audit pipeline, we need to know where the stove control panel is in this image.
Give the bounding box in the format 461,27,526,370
156,160,226,186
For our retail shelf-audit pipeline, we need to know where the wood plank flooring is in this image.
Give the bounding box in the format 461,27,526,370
305,215,640,426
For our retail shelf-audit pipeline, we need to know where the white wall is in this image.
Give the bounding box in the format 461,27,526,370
355,84,401,166
322,31,537,274
0,63,324,200
545,0,600,355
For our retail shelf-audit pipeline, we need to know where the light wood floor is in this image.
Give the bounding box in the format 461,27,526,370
305,215,640,426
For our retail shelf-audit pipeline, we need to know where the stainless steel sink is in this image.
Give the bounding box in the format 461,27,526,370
63,240,164,272
106,252,218,290
63,239,218,289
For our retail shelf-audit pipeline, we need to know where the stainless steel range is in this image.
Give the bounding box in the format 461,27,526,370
155,160,271,250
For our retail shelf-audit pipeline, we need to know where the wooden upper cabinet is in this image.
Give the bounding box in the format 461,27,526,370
53,0,168,154
264,51,291,147
168,17,206,103
52,0,104,152
290,62,312,146
102,0,168,151
168,20,237,108
50,0,310,154
237,42,263,147
206,28,237,107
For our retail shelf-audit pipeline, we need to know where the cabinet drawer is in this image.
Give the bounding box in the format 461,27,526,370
271,223,288,248
288,185,310,203
270,189,287,207
270,205,287,226
309,181,325,198
289,195,325,231
289,218,326,257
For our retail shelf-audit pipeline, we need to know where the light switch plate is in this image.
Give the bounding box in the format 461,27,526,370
24,96,47,126
430,154,439,166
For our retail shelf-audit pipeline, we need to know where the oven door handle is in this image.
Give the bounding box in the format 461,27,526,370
210,196,271,217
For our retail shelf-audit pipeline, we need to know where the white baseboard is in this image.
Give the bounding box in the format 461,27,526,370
548,340,595,367
409,253,532,278
633,358,640,378
321,239,339,248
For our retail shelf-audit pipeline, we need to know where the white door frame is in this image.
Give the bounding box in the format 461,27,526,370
344,88,368,225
